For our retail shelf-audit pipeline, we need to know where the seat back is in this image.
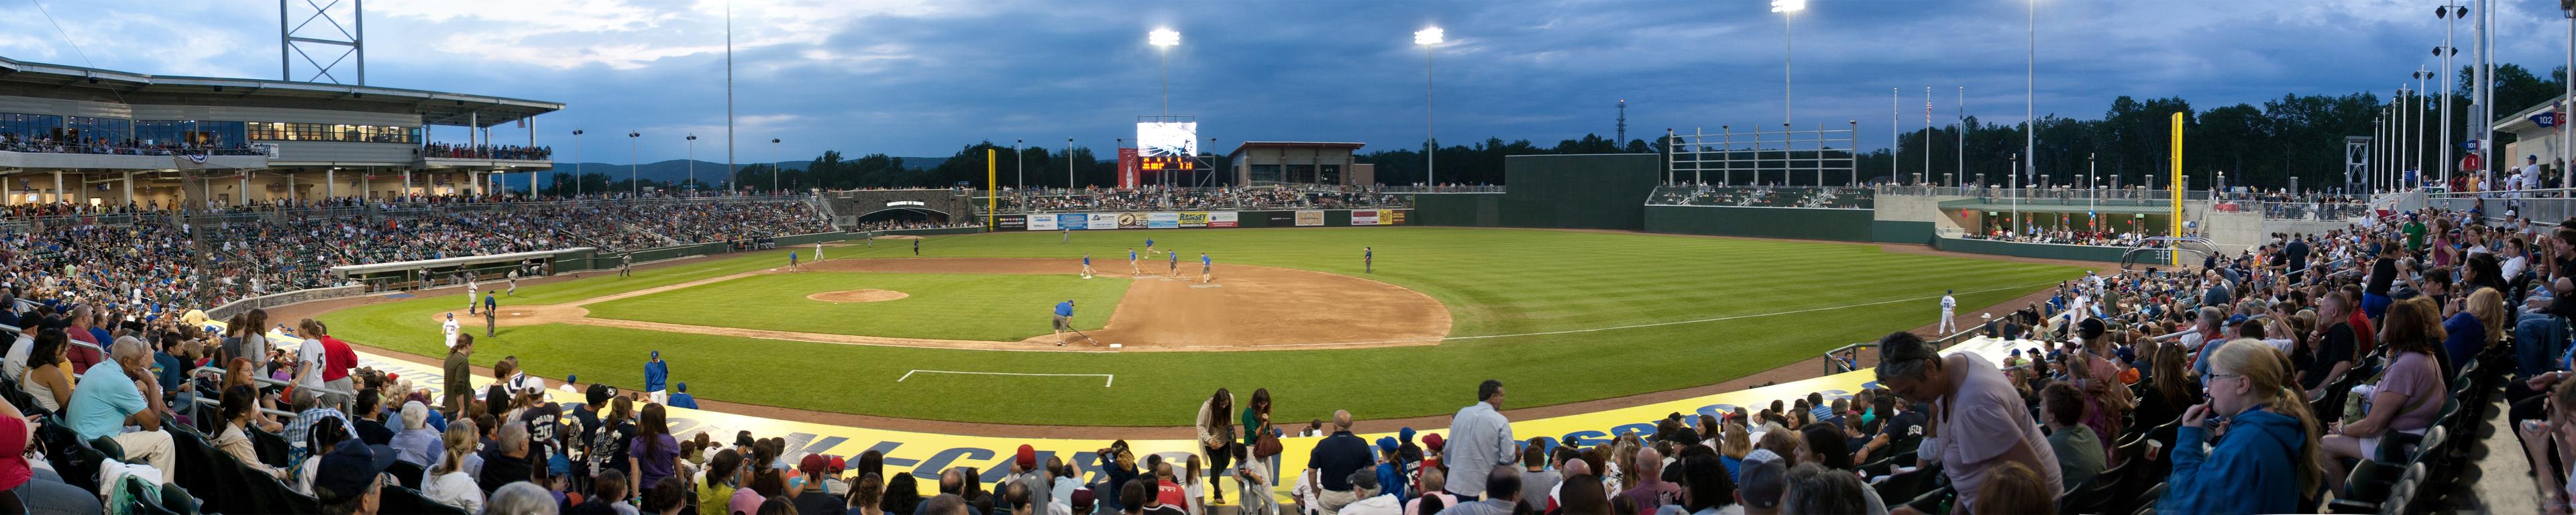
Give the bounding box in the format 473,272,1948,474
250,427,291,468
35,423,107,494
386,459,427,490
378,484,472,515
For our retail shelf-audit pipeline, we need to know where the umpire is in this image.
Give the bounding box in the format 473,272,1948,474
1053,300,1077,346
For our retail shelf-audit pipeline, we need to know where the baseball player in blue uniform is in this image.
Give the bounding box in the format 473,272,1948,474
1128,248,1141,275
1364,247,1374,273
788,250,800,271
1199,253,1213,283
1145,237,1157,256
1081,253,1096,279
1168,248,1180,276
1052,300,1077,346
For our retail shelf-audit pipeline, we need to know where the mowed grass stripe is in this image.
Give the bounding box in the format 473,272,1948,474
324,227,2085,426
581,272,1128,341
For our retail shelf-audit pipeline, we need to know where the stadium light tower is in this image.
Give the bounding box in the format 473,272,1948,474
771,138,782,192
1771,0,1805,125
1016,139,1025,190
572,129,584,198
627,131,641,196
686,134,698,196
2024,0,2037,188
1416,26,1444,188
1150,28,1180,116
1067,137,1076,188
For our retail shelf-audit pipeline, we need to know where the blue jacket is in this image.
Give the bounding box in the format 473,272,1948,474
668,393,699,410
1375,461,1407,500
643,360,669,392
2160,406,2307,514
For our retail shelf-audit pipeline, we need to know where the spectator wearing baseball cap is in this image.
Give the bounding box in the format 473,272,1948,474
643,350,669,406
314,443,398,514
1340,467,1403,515
668,382,700,410
793,453,847,514
1735,458,1786,514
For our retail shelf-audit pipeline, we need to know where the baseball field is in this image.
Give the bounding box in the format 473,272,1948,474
317,227,2086,426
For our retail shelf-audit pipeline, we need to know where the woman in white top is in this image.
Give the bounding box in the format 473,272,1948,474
2,326,36,382
421,418,484,514
17,330,69,413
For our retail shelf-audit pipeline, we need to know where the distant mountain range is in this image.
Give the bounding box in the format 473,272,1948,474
546,158,950,182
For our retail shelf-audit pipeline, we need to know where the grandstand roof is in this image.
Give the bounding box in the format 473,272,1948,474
1226,141,1365,158
0,56,561,128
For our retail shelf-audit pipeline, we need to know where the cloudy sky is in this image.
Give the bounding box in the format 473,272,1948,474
2,0,2569,163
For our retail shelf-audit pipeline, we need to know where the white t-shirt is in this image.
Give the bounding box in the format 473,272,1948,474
293,338,326,390
2,334,32,380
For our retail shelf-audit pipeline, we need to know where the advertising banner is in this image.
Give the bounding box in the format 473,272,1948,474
1061,214,1089,230
1179,212,1209,228
1116,213,1149,229
1352,210,1381,226
1117,148,1141,189
1267,212,1295,225
1208,212,1238,228
997,215,1026,230
1295,211,1325,227
1146,212,1181,229
1087,213,1118,230
1027,214,1058,231
1383,210,1407,225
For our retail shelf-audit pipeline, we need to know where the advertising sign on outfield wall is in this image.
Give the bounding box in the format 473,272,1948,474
1147,212,1181,229
1208,212,1238,228
1352,210,1380,225
1087,213,1118,230
1116,213,1149,229
1027,214,1058,231
1295,211,1325,226
1383,210,1407,225
997,215,1026,230
1179,212,1209,227
1061,214,1088,230
1267,212,1296,225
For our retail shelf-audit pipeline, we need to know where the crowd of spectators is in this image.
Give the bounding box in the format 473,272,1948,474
1650,185,1875,209
421,144,553,161
1963,227,2157,247
994,186,1411,214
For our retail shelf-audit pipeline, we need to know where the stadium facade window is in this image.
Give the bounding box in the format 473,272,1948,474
247,122,417,144
0,113,66,141
64,117,132,143
137,120,248,148
1319,164,1340,184
1250,164,1282,183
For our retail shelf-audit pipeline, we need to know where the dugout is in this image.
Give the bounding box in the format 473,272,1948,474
1415,154,1657,230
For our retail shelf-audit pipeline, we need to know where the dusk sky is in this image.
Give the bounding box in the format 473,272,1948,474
3,0,2570,164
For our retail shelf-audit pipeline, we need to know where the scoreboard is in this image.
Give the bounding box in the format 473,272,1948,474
1138,156,1196,170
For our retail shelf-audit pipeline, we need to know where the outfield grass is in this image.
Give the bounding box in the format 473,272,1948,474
582,272,1128,341
322,228,2087,426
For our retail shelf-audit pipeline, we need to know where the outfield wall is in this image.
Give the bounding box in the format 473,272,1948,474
989,209,1411,231
1641,205,1874,241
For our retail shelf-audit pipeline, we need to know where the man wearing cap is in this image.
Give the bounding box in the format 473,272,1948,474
1339,468,1401,515
668,382,700,410
643,351,669,406
1735,458,1786,515
441,312,460,349
1307,410,1373,513
1053,300,1077,346
1445,380,1514,500
793,454,847,514
63,337,174,472
315,441,397,514
1937,290,1957,333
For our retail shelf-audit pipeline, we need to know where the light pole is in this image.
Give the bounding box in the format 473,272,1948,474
1067,137,1075,189
2415,68,2433,185
571,129,584,198
1772,0,1805,125
627,131,640,197
685,134,697,196
2439,2,2463,188
1150,28,1179,117
769,138,781,193
1015,139,1024,190
2025,0,2037,192
1416,27,1443,188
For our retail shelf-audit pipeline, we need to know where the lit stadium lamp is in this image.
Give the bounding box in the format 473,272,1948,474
1413,27,1444,46
1417,26,1444,187
1150,28,1181,116
1149,28,1181,48
1769,0,1805,13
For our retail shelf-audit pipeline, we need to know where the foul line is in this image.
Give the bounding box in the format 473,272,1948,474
1271,280,2070,349
898,369,1116,387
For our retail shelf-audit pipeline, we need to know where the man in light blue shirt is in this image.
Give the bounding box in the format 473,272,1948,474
1445,380,1515,500
64,337,174,472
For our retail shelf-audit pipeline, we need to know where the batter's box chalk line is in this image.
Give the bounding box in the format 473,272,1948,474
1189,284,1223,288
896,369,1115,387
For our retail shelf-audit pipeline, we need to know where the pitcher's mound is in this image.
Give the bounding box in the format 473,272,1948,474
808,289,910,302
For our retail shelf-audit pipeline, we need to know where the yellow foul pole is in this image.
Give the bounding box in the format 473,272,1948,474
2167,112,2184,266
986,148,997,231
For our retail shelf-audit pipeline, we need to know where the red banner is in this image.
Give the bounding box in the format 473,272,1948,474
1117,148,1140,189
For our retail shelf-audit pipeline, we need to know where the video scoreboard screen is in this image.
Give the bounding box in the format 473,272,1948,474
1138,156,1195,170
1136,121,1197,158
